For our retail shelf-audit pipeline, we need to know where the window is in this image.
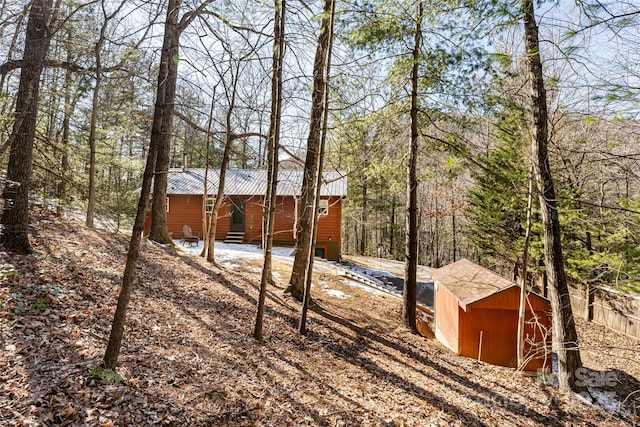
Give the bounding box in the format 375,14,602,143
205,196,215,212
147,197,169,212
318,199,329,216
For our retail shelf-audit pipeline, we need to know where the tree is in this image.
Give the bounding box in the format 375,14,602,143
401,0,423,333
467,105,535,276
102,98,161,370
86,0,128,228
56,26,80,217
147,0,183,244
517,166,534,367
522,0,587,394
197,10,268,263
254,0,285,341
103,0,215,369
299,0,336,335
148,0,215,244
1,0,57,254
286,0,336,301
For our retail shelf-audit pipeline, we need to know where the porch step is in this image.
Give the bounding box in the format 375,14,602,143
224,231,245,244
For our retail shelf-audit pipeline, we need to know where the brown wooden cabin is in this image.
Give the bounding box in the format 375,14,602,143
144,168,347,261
432,259,551,371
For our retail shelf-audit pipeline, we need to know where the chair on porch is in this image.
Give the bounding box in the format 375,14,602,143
180,224,199,246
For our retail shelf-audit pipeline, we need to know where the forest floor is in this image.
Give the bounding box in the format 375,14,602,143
1,212,639,426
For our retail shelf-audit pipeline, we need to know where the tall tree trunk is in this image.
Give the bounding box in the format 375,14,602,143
451,188,457,262
523,0,586,394
360,167,367,255
204,70,239,263
300,0,335,335
149,0,182,244
103,103,162,371
204,130,232,263
254,0,285,341
86,47,102,228
389,195,396,256
86,0,127,227
0,0,55,254
101,0,215,368
286,0,334,301
433,187,440,267
57,41,76,217
517,166,534,367
401,0,422,333
200,89,216,257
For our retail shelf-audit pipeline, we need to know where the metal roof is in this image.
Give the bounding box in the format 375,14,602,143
166,168,347,197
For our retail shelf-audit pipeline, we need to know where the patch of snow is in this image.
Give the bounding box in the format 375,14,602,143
589,389,621,413
174,240,294,264
325,289,349,299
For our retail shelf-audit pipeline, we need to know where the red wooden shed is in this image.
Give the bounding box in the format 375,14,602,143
144,168,347,261
433,259,551,371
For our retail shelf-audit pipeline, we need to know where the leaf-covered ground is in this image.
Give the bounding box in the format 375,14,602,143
1,213,638,426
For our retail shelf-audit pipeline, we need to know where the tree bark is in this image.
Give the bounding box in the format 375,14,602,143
451,187,457,262
204,67,240,263
300,0,335,335
103,101,161,370
85,33,103,228
286,0,334,301
57,36,77,217
200,90,216,257
360,167,367,255
85,0,126,228
204,129,233,263
401,0,422,333
517,166,534,367
389,195,396,256
149,0,182,244
254,0,285,341
523,0,586,394
102,0,198,369
0,0,55,254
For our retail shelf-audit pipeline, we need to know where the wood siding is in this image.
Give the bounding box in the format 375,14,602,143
436,284,551,371
435,283,460,353
468,286,551,312
146,194,344,260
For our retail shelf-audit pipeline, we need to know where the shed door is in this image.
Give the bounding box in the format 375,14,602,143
230,198,245,232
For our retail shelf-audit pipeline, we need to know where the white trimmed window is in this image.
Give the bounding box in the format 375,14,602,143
318,199,329,216
147,197,169,212
205,196,215,212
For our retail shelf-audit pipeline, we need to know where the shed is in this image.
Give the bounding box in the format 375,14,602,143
433,259,551,371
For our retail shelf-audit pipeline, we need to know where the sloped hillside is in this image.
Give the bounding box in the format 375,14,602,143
0,213,637,426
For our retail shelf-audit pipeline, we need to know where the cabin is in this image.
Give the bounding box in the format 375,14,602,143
145,168,347,261
432,259,552,371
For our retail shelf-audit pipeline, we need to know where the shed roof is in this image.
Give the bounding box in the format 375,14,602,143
432,258,519,309
166,168,347,197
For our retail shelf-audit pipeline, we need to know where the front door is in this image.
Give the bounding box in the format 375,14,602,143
230,198,245,232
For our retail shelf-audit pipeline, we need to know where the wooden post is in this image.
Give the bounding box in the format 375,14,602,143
585,282,594,322
478,330,483,362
